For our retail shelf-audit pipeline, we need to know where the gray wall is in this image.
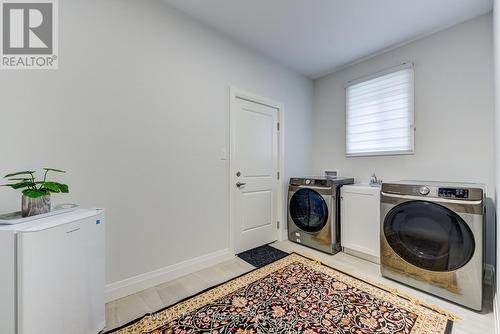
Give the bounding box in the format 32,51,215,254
312,14,495,264
0,0,314,284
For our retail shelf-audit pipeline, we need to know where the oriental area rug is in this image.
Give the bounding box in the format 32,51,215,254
107,253,454,334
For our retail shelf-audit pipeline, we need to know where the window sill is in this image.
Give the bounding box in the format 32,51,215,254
346,150,414,158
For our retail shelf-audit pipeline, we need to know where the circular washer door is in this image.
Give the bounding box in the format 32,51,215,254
289,188,328,233
384,200,475,272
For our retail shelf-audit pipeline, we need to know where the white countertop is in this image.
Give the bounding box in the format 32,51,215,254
0,208,104,232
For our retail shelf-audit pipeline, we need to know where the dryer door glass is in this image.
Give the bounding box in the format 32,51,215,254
290,189,328,233
383,201,475,272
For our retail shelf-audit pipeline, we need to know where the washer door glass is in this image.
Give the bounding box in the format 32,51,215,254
290,188,328,233
384,201,475,272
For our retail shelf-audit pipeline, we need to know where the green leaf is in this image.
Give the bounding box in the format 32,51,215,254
11,181,35,189
40,182,61,193
43,168,66,173
4,171,35,178
1,181,35,189
56,183,69,193
22,189,48,198
39,182,69,194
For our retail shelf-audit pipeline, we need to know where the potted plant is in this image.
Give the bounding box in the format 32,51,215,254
2,168,69,217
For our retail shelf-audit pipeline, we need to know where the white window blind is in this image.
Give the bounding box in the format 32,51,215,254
346,64,414,157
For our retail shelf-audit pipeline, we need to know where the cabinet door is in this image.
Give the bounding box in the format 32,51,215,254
341,188,380,258
0,231,15,334
17,214,105,334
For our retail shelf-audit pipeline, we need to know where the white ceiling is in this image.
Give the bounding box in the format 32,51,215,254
163,0,493,79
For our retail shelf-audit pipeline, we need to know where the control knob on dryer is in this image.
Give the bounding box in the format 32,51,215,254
419,186,430,195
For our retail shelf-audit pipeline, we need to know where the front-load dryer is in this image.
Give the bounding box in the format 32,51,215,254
288,177,353,254
380,181,484,310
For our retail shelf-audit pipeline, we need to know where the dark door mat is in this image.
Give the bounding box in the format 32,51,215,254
237,244,289,267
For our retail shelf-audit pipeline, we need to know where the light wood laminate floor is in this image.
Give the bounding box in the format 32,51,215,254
106,240,495,333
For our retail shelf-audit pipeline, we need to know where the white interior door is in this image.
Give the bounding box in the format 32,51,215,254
231,95,279,253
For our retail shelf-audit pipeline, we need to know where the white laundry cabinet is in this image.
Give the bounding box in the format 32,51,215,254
340,184,381,263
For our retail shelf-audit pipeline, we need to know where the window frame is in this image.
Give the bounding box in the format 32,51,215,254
345,63,415,157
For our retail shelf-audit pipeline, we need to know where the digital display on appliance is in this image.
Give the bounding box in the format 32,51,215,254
438,188,469,199
315,179,328,186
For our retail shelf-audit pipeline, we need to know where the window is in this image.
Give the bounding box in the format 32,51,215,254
346,63,414,157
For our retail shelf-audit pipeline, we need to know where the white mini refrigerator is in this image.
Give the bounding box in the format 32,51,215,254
0,209,105,334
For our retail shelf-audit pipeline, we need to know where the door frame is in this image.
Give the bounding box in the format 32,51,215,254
229,87,285,255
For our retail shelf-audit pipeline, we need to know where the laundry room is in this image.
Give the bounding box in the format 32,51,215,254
0,1,499,334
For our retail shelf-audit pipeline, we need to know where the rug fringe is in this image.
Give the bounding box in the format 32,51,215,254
292,251,460,322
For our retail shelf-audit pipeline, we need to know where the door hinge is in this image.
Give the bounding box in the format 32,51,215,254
277,171,280,180
277,122,280,131
277,221,280,229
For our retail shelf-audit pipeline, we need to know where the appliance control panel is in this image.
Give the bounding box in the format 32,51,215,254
289,177,354,188
290,178,332,187
382,182,483,201
438,188,469,199
312,179,328,186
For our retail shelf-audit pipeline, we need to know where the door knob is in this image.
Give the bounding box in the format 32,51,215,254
236,182,246,188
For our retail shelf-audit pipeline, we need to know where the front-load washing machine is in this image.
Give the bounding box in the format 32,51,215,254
288,176,353,254
380,181,485,310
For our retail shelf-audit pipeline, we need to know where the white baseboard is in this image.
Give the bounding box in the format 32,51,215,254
343,247,381,265
105,248,234,302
